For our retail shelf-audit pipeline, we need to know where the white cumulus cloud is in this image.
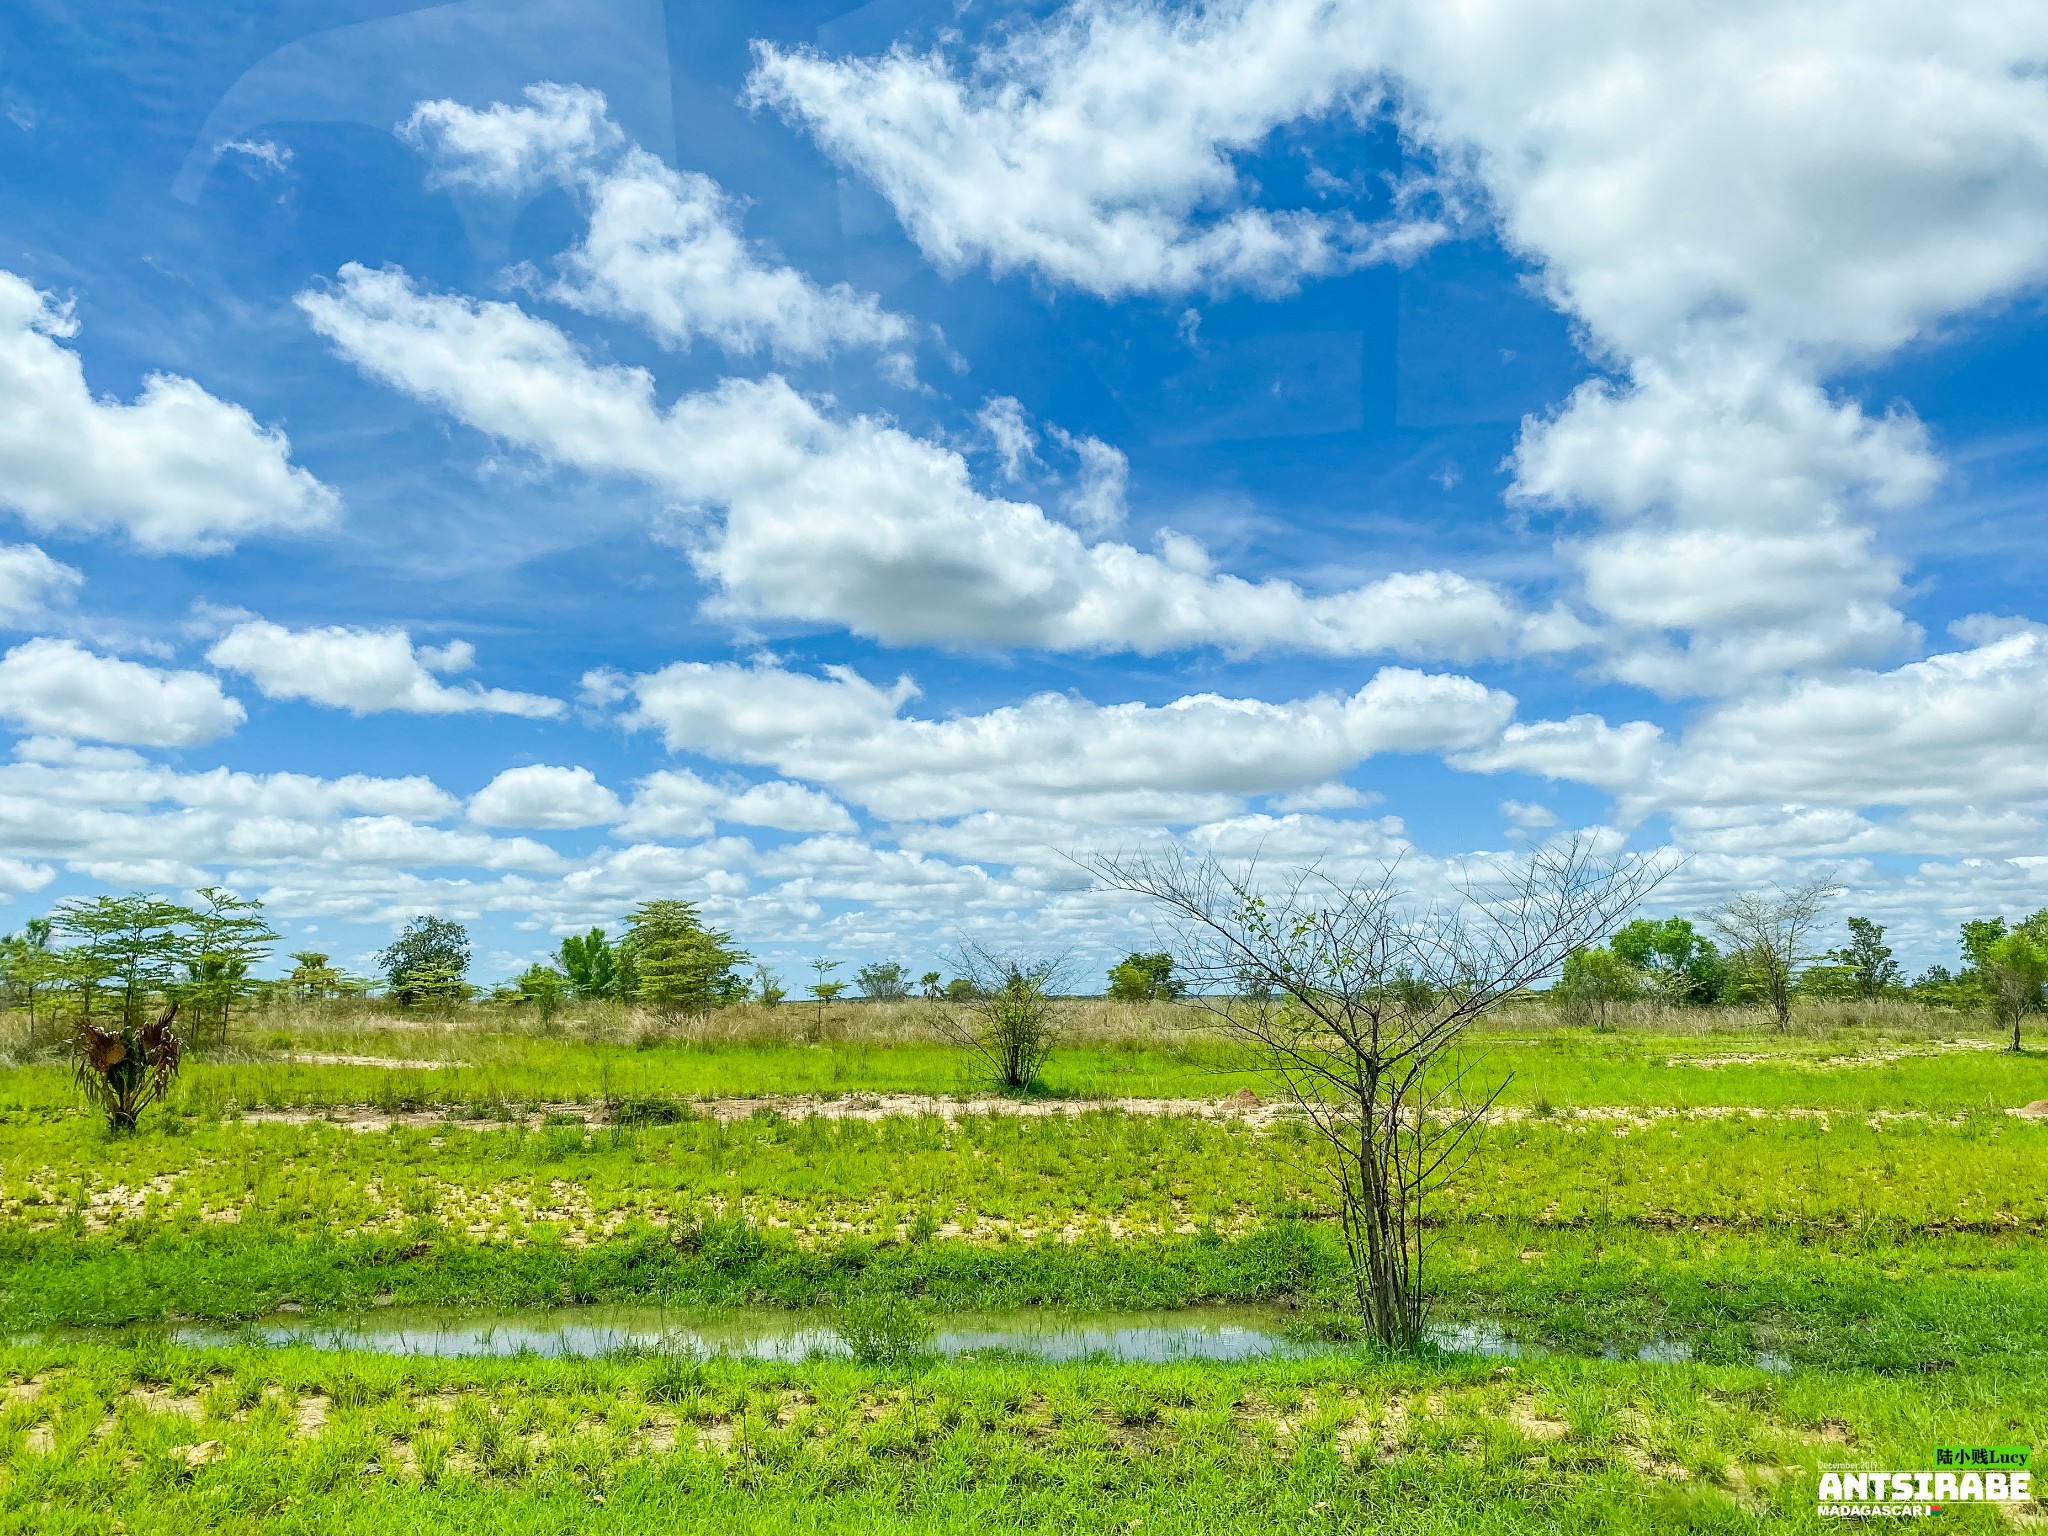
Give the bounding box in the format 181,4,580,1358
207,620,564,719
0,638,245,747
468,764,623,828
602,656,1514,824
0,271,337,553
747,3,1445,297
0,543,81,625
402,83,913,365
298,265,1576,662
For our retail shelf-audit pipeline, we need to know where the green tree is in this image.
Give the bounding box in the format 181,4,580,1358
285,951,344,1002
1980,912,2048,1052
54,894,192,1029
1828,916,1903,999
855,960,910,1000
182,887,276,1047
1960,917,2008,974
1107,951,1182,1001
1555,945,1640,1028
379,916,471,1007
919,971,943,999
807,957,842,1039
753,965,786,1007
515,963,567,1022
0,918,59,1040
624,901,744,1023
560,928,636,1001
1609,917,1724,1003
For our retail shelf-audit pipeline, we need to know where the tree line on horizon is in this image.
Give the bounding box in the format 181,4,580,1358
1557,879,2048,1047
6,883,2048,1052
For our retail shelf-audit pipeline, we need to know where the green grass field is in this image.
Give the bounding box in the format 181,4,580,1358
3,997,2045,1531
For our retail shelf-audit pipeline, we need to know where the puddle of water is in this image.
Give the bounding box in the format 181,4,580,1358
158,1304,1783,1372
170,1305,1314,1364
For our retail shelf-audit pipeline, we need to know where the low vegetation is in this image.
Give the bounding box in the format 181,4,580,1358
4,875,2047,1529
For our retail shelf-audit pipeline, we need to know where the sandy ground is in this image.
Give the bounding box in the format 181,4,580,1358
218,1088,2048,1134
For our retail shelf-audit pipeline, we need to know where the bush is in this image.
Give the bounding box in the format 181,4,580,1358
936,949,1065,1091
834,1293,934,1367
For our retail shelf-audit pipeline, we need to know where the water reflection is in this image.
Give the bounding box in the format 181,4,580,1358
163,1304,1790,1371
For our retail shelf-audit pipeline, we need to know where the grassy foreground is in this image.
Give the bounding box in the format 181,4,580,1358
3,1338,2039,1534
3,999,2046,1528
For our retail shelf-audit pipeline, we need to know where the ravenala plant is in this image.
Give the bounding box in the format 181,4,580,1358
73,1001,183,1130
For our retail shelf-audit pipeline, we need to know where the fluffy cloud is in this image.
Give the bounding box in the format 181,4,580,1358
468,764,622,828
1568,520,1915,690
748,4,1445,297
0,271,337,553
754,3,2048,690
402,84,913,364
723,780,859,834
1459,631,2048,860
0,543,81,624
207,620,564,719
1389,2,2048,688
604,656,1513,823
299,265,1575,661
1645,630,2048,814
603,767,860,841
0,738,557,905
0,639,245,747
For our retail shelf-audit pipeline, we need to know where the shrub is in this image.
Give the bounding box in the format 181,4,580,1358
74,1002,183,1131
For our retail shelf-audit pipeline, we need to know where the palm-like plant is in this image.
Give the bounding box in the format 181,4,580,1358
74,1002,183,1130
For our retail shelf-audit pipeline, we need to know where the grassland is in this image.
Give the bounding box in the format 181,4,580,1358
2,996,2045,1530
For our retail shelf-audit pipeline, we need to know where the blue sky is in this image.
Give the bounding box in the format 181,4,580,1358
2,0,2046,985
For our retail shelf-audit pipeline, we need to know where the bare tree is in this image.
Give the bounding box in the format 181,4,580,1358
1086,839,1668,1347
1705,875,1839,1030
933,946,1067,1092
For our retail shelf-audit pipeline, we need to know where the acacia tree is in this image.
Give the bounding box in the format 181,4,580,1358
1706,875,1840,1029
855,961,910,1000
184,887,277,1048
52,895,193,1029
625,901,744,1024
1088,839,1666,1347
286,951,344,1002
561,928,636,1001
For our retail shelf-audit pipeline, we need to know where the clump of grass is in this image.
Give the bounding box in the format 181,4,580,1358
834,1293,935,1367
608,1095,687,1127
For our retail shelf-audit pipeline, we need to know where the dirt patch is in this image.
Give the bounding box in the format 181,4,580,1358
131,1389,205,1420
234,1093,1290,1134
1673,1039,2001,1070
218,1092,1989,1137
1505,1397,1568,1441
286,1054,456,1070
